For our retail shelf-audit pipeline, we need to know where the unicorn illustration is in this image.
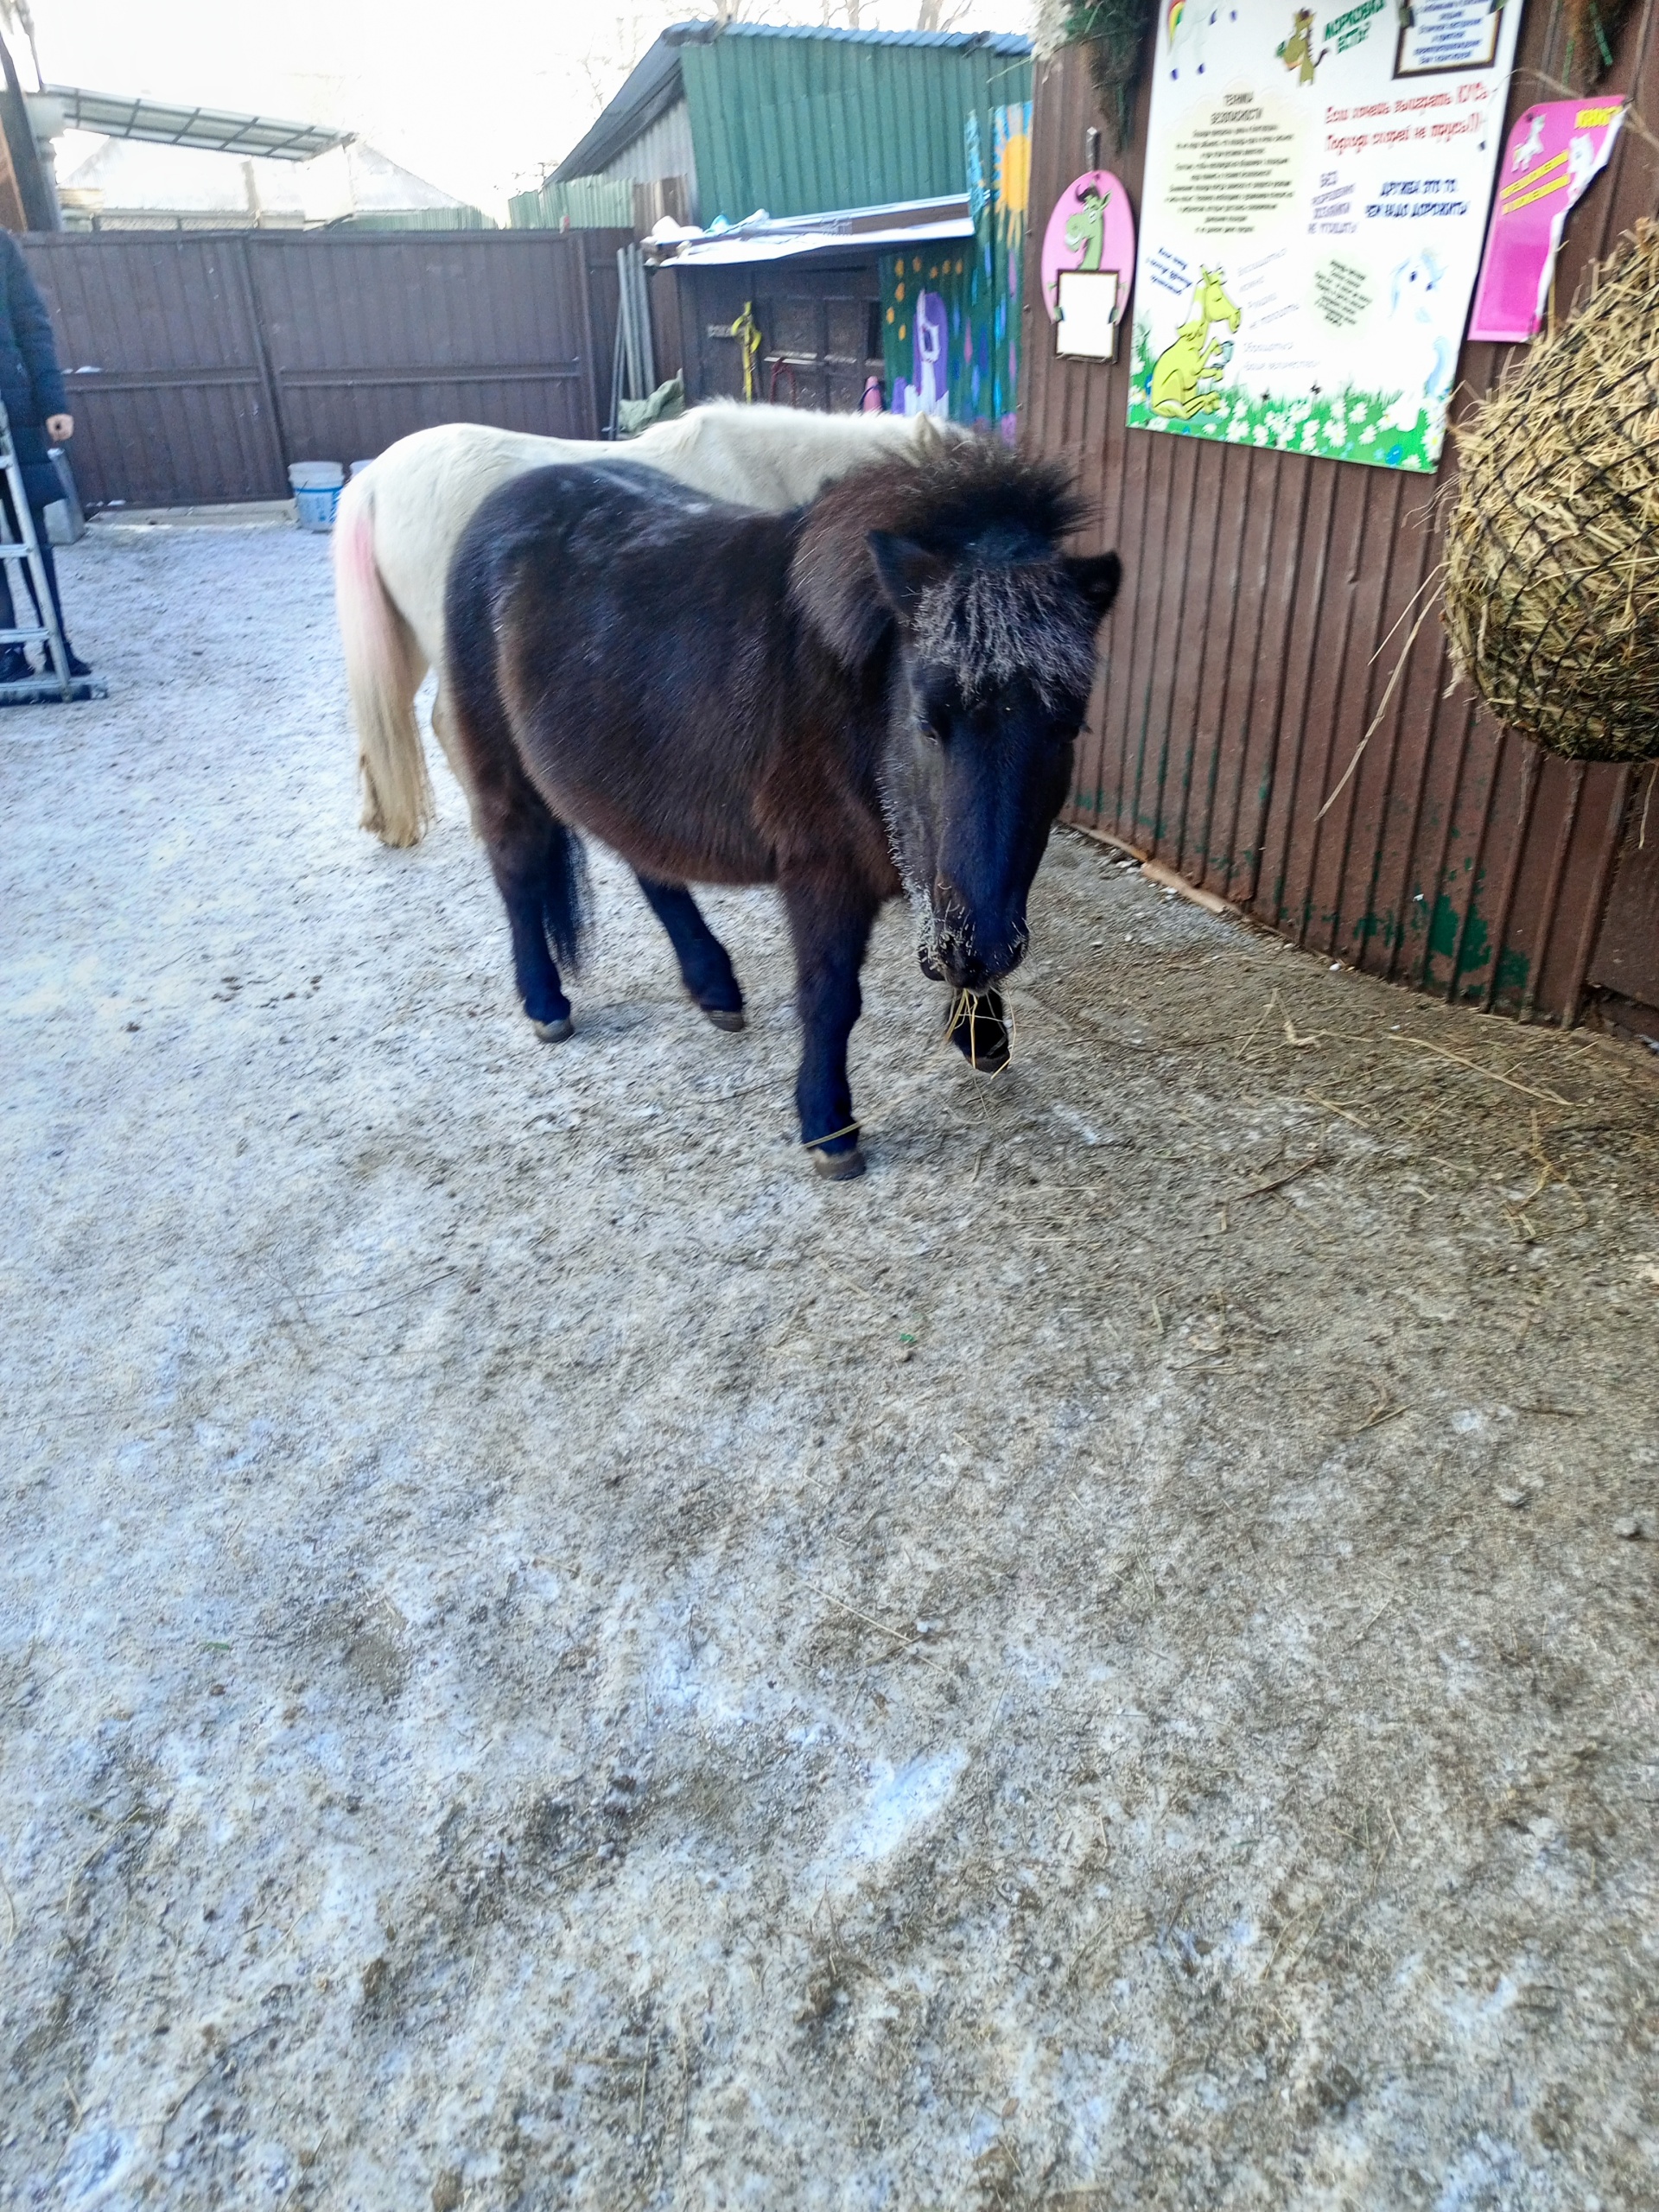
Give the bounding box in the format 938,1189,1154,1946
1382,249,1454,432
1167,0,1236,77
1511,110,1546,169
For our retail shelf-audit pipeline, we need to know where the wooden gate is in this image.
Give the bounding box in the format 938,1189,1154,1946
19,229,628,509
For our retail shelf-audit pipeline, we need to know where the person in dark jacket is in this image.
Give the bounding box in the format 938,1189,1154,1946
0,231,89,679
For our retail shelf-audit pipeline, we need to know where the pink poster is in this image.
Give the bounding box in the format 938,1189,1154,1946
1469,99,1626,343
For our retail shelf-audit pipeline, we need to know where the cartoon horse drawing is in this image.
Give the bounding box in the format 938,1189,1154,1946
1511,110,1546,169
1382,249,1454,432
1064,183,1108,272
1149,267,1241,421
1277,8,1327,83
1167,0,1235,78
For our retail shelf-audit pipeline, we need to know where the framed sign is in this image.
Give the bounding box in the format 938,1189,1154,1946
1127,0,1523,471
1039,169,1136,323
1396,0,1507,76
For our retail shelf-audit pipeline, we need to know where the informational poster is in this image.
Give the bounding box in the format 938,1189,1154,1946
1128,0,1524,472
1468,99,1624,341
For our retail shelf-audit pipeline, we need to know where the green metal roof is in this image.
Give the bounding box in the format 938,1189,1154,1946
683,27,1031,222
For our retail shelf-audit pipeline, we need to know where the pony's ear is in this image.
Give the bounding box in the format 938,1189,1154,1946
1066,550,1123,624
868,531,948,617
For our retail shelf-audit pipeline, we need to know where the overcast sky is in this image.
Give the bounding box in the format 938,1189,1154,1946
31,0,1037,219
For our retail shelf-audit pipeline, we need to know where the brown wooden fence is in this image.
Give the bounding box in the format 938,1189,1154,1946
1022,13,1659,1037
18,229,629,511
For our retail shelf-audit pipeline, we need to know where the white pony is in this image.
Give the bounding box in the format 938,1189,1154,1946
334,404,953,849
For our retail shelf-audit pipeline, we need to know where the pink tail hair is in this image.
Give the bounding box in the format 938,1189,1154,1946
332,470,432,847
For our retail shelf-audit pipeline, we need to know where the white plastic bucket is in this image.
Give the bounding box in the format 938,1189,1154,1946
289,461,344,532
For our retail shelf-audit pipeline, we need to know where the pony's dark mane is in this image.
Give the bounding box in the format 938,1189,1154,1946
788,438,1090,673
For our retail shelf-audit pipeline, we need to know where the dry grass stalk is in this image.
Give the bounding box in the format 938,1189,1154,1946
944,985,1015,1075
1443,219,1659,764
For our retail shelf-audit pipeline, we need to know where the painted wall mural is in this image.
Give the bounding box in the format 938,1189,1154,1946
880,100,1032,436
1127,0,1525,471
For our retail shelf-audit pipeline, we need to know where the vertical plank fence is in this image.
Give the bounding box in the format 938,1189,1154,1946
1022,9,1659,1029
19,229,628,510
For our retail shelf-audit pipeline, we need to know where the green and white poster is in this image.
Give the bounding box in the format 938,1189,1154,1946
1128,0,1524,470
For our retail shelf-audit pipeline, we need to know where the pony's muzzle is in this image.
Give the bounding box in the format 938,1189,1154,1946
928,922,1029,991
941,950,993,990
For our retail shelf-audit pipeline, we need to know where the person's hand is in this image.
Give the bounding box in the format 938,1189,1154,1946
45,414,73,442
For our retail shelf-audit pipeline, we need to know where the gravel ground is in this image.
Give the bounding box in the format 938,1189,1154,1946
3,518,1657,2212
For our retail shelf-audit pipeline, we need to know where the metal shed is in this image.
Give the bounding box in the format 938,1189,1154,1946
676,23,1032,225
531,22,1032,230
1021,13,1659,1045
651,196,975,413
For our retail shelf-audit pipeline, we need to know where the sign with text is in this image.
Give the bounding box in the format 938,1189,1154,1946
1468,99,1624,341
1127,0,1523,471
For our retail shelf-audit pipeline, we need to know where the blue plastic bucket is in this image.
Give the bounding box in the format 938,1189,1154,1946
294,485,341,531
289,461,344,532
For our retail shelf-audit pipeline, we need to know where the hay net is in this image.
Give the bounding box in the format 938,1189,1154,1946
1444,219,1659,765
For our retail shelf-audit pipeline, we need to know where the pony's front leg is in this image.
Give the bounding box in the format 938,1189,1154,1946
781,876,878,1179
635,874,746,1030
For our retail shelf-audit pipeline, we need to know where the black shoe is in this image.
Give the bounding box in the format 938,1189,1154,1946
63,646,92,678
0,647,29,683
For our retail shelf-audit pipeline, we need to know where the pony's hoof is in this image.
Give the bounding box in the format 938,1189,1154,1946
703,1006,746,1033
532,1015,574,1043
812,1145,866,1181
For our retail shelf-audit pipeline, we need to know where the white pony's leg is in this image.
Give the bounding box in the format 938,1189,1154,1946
428,681,484,837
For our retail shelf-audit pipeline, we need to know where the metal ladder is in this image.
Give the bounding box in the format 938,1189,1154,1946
0,395,104,706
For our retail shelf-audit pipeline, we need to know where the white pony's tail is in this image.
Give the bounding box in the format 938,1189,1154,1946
333,469,433,848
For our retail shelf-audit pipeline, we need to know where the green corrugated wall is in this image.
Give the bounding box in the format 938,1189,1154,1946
680,36,1032,224
509,175,634,230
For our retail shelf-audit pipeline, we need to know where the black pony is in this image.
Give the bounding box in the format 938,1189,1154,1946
444,437,1121,1178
